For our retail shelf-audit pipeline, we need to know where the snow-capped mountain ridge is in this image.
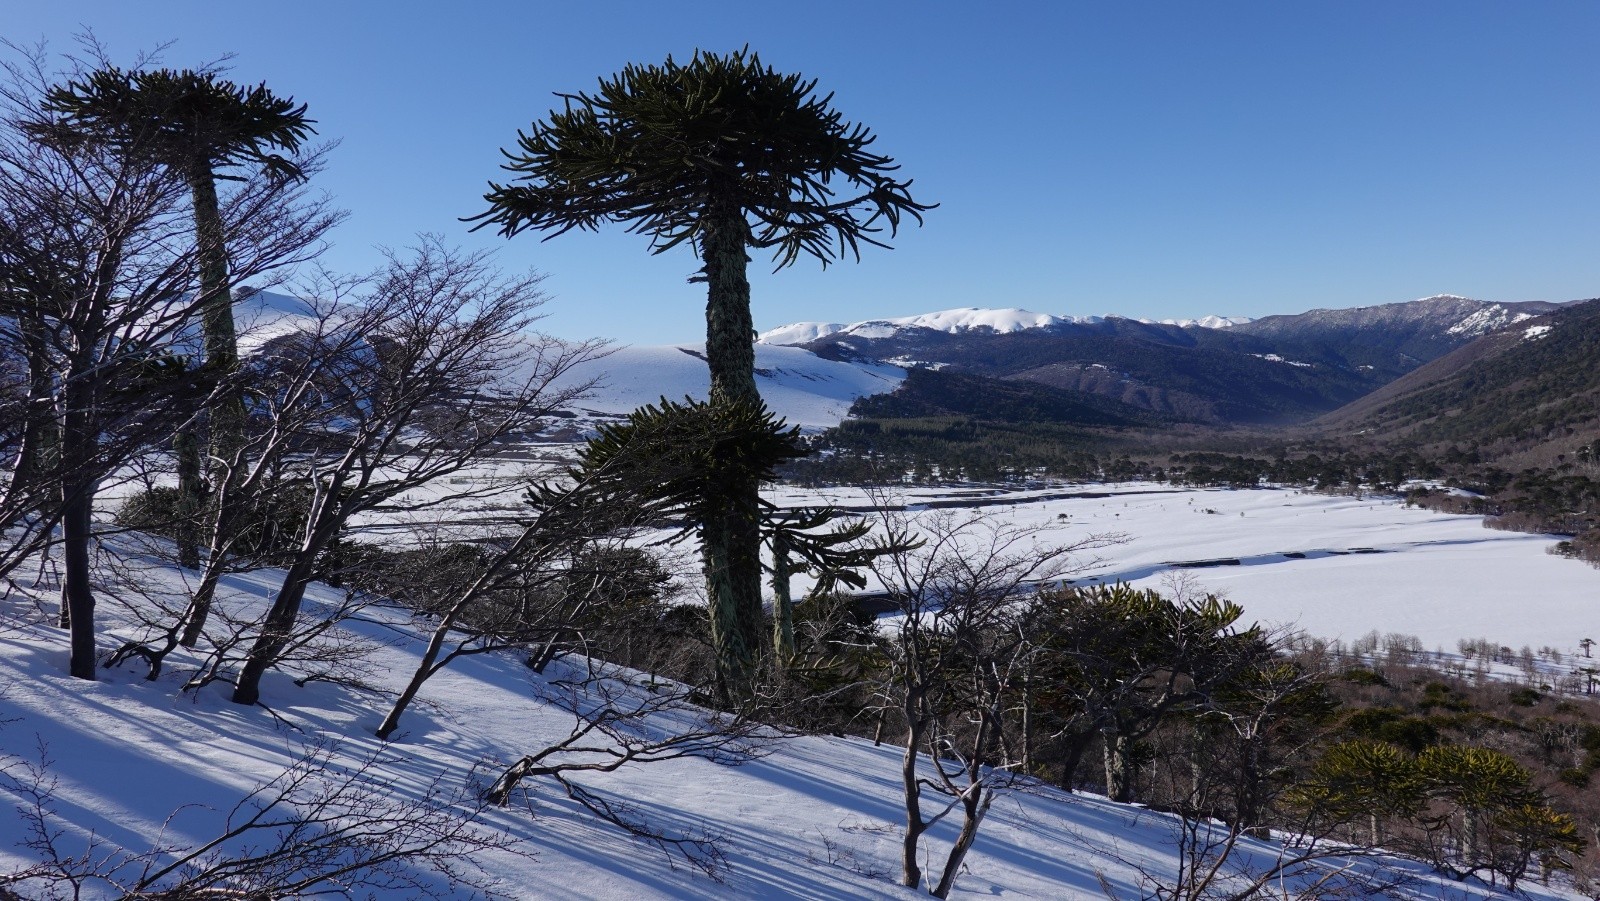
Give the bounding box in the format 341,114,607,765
758,306,1246,346
1139,314,1255,329
1237,294,1565,339
220,290,904,435
760,295,1578,349
754,294,1594,426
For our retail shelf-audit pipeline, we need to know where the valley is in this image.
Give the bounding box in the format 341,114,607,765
4,18,1599,898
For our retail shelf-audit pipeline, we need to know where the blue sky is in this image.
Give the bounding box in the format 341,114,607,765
10,2,1600,343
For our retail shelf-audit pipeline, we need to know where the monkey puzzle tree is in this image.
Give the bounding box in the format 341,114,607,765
41,67,316,570
471,48,930,692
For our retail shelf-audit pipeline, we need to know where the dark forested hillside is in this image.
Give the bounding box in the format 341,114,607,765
1316,298,1600,465
811,324,1383,424
1231,295,1571,370
792,296,1583,428
849,367,1169,427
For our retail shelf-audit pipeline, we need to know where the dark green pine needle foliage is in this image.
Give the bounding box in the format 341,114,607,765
470,47,933,269
575,395,806,524
475,48,929,693
564,396,882,665
570,396,874,588
38,66,316,580
38,67,315,182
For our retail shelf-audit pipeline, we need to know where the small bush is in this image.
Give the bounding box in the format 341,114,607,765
115,486,184,536
1342,667,1389,687
1509,687,1542,707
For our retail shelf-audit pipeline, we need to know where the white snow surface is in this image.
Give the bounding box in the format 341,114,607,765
551,343,905,433
1445,303,1535,337
3,483,1590,899
218,290,904,434
761,483,1600,653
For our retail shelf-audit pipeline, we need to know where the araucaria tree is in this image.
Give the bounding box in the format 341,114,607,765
0,49,331,680
41,67,318,569
471,47,931,693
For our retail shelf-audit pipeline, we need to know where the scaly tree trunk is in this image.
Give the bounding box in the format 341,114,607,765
176,158,245,570
699,192,763,696
770,531,794,660
173,423,204,569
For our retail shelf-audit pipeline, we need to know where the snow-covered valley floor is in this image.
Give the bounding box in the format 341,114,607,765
3,483,1597,899
767,483,1600,655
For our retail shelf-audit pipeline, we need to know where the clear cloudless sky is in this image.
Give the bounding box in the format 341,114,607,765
8,1,1600,343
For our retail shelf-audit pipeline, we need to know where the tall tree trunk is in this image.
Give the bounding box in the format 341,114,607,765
699,193,762,694
770,531,794,660
702,509,761,697
58,381,97,679
179,159,245,570
1104,730,1137,804
60,482,96,679
701,194,756,407
173,423,204,569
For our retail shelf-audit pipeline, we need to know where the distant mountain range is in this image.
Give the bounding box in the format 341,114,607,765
1314,297,1600,465
759,295,1586,426
236,289,1596,448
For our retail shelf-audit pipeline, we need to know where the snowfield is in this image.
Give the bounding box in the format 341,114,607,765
221,291,908,435
549,342,906,433
4,483,1597,899
767,483,1599,654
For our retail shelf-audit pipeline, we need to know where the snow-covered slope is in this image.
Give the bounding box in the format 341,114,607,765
232,289,321,354
552,343,905,433
225,291,903,434
2,486,1586,899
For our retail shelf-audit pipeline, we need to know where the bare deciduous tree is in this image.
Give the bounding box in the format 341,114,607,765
861,506,1116,898
222,239,602,705
373,472,664,740
0,43,334,679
